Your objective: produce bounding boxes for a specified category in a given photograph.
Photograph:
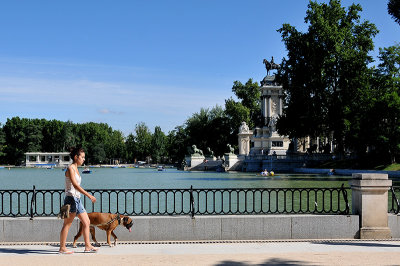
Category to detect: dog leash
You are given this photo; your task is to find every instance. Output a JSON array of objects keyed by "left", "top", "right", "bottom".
[{"left": 90, "top": 214, "right": 121, "bottom": 228}]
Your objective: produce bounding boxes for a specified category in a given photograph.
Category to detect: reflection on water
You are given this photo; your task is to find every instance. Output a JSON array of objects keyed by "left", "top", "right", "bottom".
[{"left": 0, "top": 167, "right": 354, "bottom": 190}]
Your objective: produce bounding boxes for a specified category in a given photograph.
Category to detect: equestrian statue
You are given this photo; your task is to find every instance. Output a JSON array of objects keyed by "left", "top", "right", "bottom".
[{"left": 263, "top": 56, "right": 280, "bottom": 76}]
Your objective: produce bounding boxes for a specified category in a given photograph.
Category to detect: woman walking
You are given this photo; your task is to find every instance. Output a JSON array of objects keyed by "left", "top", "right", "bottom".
[{"left": 59, "top": 147, "right": 98, "bottom": 254}]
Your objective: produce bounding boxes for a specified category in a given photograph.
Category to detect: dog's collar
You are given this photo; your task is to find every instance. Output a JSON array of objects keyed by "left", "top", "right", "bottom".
[{"left": 117, "top": 214, "right": 121, "bottom": 225}]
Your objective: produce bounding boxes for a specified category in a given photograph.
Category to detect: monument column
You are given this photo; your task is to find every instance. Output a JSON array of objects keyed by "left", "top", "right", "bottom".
[
  {"left": 263, "top": 96, "right": 267, "bottom": 118},
  {"left": 251, "top": 57, "right": 290, "bottom": 157},
  {"left": 267, "top": 96, "right": 271, "bottom": 118}
]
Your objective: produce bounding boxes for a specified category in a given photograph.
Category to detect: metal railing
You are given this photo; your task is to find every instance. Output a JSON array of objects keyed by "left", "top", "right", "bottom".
[
  {"left": 4, "top": 185, "right": 400, "bottom": 218},
  {"left": 389, "top": 186, "right": 400, "bottom": 214},
  {"left": 0, "top": 185, "right": 351, "bottom": 218}
]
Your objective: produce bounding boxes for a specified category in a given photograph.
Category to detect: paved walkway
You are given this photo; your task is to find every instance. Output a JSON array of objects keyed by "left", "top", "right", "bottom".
[{"left": 1, "top": 240, "right": 400, "bottom": 265}]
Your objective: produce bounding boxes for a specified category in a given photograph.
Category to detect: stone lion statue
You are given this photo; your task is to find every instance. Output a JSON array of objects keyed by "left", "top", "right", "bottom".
[
  {"left": 191, "top": 145, "right": 204, "bottom": 156},
  {"left": 227, "top": 144, "right": 235, "bottom": 154},
  {"left": 206, "top": 147, "right": 214, "bottom": 157}
]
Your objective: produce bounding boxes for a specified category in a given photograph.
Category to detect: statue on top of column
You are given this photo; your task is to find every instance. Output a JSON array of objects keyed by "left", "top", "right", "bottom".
[
  {"left": 239, "top": 121, "right": 249, "bottom": 133},
  {"left": 263, "top": 56, "right": 280, "bottom": 76}
]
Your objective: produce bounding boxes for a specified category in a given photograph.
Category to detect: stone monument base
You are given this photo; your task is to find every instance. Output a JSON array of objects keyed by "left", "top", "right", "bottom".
[
  {"left": 360, "top": 227, "right": 392, "bottom": 239},
  {"left": 185, "top": 155, "right": 205, "bottom": 169},
  {"left": 224, "top": 154, "right": 244, "bottom": 171}
]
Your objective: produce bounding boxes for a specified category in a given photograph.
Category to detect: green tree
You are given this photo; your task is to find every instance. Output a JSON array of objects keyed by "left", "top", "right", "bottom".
[
  {"left": 104, "top": 129, "right": 126, "bottom": 163},
  {"left": 91, "top": 143, "right": 107, "bottom": 164},
  {"left": 2, "top": 117, "right": 131, "bottom": 165},
  {"left": 42, "top": 119, "right": 65, "bottom": 152},
  {"left": 133, "top": 122, "right": 152, "bottom": 162},
  {"left": 0, "top": 123, "right": 6, "bottom": 163},
  {"left": 125, "top": 133, "right": 136, "bottom": 163},
  {"left": 62, "top": 121, "right": 77, "bottom": 151},
  {"left": 228, "top": 79, "right": 261, "bottom": 128},
  {"left": 166, "top": 126, "right": 189, "bottom": 164},
  {"left": 26, "top": 119, "right": 43, "bottom": 152},
  {"left": 185, "top": 105, "right": 231, "bottom": 156},
  {"left": 367, "top": 45, "right": 400, "bottom": 163},
  {"left": 388, "top": 0, "right": 400, "bottom": 25},
  {"left": 224, "top": 98, "right": 251, "bottom": 134},
  {"left": 3, "top": 117, "right": 30, "bottom": 165},
  {"left": 151, "top": 126, "right": 167, "bottom": 163},
  {"left": 277, "top": 0, "right": 378, "bottom": 153},
  {"left": 185, "top": 108, "right": 212, "bottom": 152}
]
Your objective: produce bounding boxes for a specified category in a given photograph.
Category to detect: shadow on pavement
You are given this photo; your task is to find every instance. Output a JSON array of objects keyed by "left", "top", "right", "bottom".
[
  {"left": 0, "top": 247, "right": 57, "bottom": 255},
  {"left": 215, "top": 258, "right": 309, "bottom": 266},
  {"left": 313, "top": 241, "right": 400, "bottom": 248}
]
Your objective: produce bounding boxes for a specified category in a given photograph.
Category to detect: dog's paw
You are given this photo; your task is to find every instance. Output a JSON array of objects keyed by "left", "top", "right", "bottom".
[
  {"left": 94, "top": 242, "right": 101, "bottom": 247},
  {"left": 72, "top": 244, "right": 77, "bottom": 248}
]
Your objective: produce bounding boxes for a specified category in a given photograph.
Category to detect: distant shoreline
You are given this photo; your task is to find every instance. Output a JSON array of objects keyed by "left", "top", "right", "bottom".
[{"left": 0, "top": 164, "right": 176, "bottom": 169}]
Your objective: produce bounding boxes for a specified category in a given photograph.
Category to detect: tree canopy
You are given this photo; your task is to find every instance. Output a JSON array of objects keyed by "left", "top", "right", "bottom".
[
  {"left": 388, "top": 0, "right": 400, "bottom": 25},
  {"left": 276, "top": 0, "right": 378, "bottom": 154},
  {"left": 367, "top": 44, "right": 400, "bottom": 163}
]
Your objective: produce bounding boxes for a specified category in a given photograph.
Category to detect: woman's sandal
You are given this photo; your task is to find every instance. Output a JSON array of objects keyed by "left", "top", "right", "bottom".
[
  {"left": 59, "top": 250, "right": 74, "bottom": 255},
  {"left": 84, "top": 248, "right": 98, "bottom": 253}
]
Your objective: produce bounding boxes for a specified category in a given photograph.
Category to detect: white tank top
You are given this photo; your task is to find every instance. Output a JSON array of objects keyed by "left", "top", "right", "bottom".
[{"left": 65, "top": 168, "right": 81, "bottom": 198}]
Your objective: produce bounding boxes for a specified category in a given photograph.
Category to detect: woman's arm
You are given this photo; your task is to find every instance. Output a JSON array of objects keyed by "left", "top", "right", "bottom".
[{"left": 67, "top": 166, "right": 96, "bottom": 203}]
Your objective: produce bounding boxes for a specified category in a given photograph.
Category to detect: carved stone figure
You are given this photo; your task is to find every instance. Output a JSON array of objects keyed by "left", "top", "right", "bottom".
[
  {"left": 268, "top": 116, "right": 277, "bottom": 131},
  {"left": 239, "top": 121, "right": 249, "bottom": 133},
  {"left": 271, "top": 100, "right": 277, "bottom": 114},
  {"left": 241, "top": 138, "right": 250, "bottom": 155}
]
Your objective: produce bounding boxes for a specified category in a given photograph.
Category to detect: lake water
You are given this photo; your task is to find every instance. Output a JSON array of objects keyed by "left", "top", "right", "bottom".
[{"left": 0, "top": 167, "right": 352, "bottom": 190}]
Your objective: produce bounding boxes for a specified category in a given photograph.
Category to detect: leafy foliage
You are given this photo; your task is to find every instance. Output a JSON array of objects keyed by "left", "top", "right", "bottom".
[
  {"left": 185, "top": 105, "right": 232, "bottom": 156},
  {"left": 151, "top": 126, "right": 167, "bottom": 163},
  {"left": 1, "top": 117, "right": 126, "bottom": 165},
  {"left": 388, "top": 0, "right": 400, "bottom": 25},
  {"left": 366, "top": 45, "right": 400, "bottom": 163},
  {"left": 276, "top": 0, "right": 378, "bottom": 153}
]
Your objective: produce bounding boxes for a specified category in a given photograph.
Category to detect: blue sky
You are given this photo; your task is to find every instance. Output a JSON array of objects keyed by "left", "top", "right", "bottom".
[{"left": 0, "top": 0, "right": 399, "bottom": 136}]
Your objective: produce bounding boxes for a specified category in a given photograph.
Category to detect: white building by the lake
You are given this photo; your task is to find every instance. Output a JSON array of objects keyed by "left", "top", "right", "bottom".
[{"left": 25, "top": 152, "right": 72, "bottom": 167}]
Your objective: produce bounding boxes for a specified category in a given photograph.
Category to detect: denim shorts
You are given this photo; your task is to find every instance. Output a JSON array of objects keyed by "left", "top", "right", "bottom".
[{"left": 64, "top": 196, "right": 86, "bottom": 215}]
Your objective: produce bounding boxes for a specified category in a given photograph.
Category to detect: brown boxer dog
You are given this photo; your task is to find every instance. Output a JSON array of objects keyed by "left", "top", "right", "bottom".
[{"left": 73, "top": 212, "right": 133, "bottom": 247}]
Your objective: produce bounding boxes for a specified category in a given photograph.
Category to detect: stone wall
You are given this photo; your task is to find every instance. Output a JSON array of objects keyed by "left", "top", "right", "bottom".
[{"left": 0, "top": 215, "right": 359, "bottom": 243}]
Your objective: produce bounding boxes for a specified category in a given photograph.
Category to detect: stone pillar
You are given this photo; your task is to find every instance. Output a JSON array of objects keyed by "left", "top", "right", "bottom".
[
  {"left": 238, "top": 133, "right": 252, "bottom": 156},
  {"left": 263, "top": 96, "right": 267, "bottom": 118},
  {"left": 267, "top": 96, "right": 271, "bottom": 118},
  {"left": 350, "top": 173, "right": 392, "bottom": 239}
]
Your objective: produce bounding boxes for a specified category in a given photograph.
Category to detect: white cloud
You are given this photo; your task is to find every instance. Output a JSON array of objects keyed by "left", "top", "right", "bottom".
[{"left": 98, "top": 108, "right": 124, "bottom": 115}]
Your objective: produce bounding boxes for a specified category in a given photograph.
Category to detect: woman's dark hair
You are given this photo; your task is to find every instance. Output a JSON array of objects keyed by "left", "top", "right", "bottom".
[{"left": 69, "top": 146, "right": 85, "bottom": 162}]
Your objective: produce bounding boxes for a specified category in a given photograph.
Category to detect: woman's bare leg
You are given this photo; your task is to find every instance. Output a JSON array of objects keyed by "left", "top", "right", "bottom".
[
  {"left": 59, "top": 212, "right": 76, "bottom": 252},
  {"left": 77, "top": 212, "right": 98, "bottom": 251}
]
